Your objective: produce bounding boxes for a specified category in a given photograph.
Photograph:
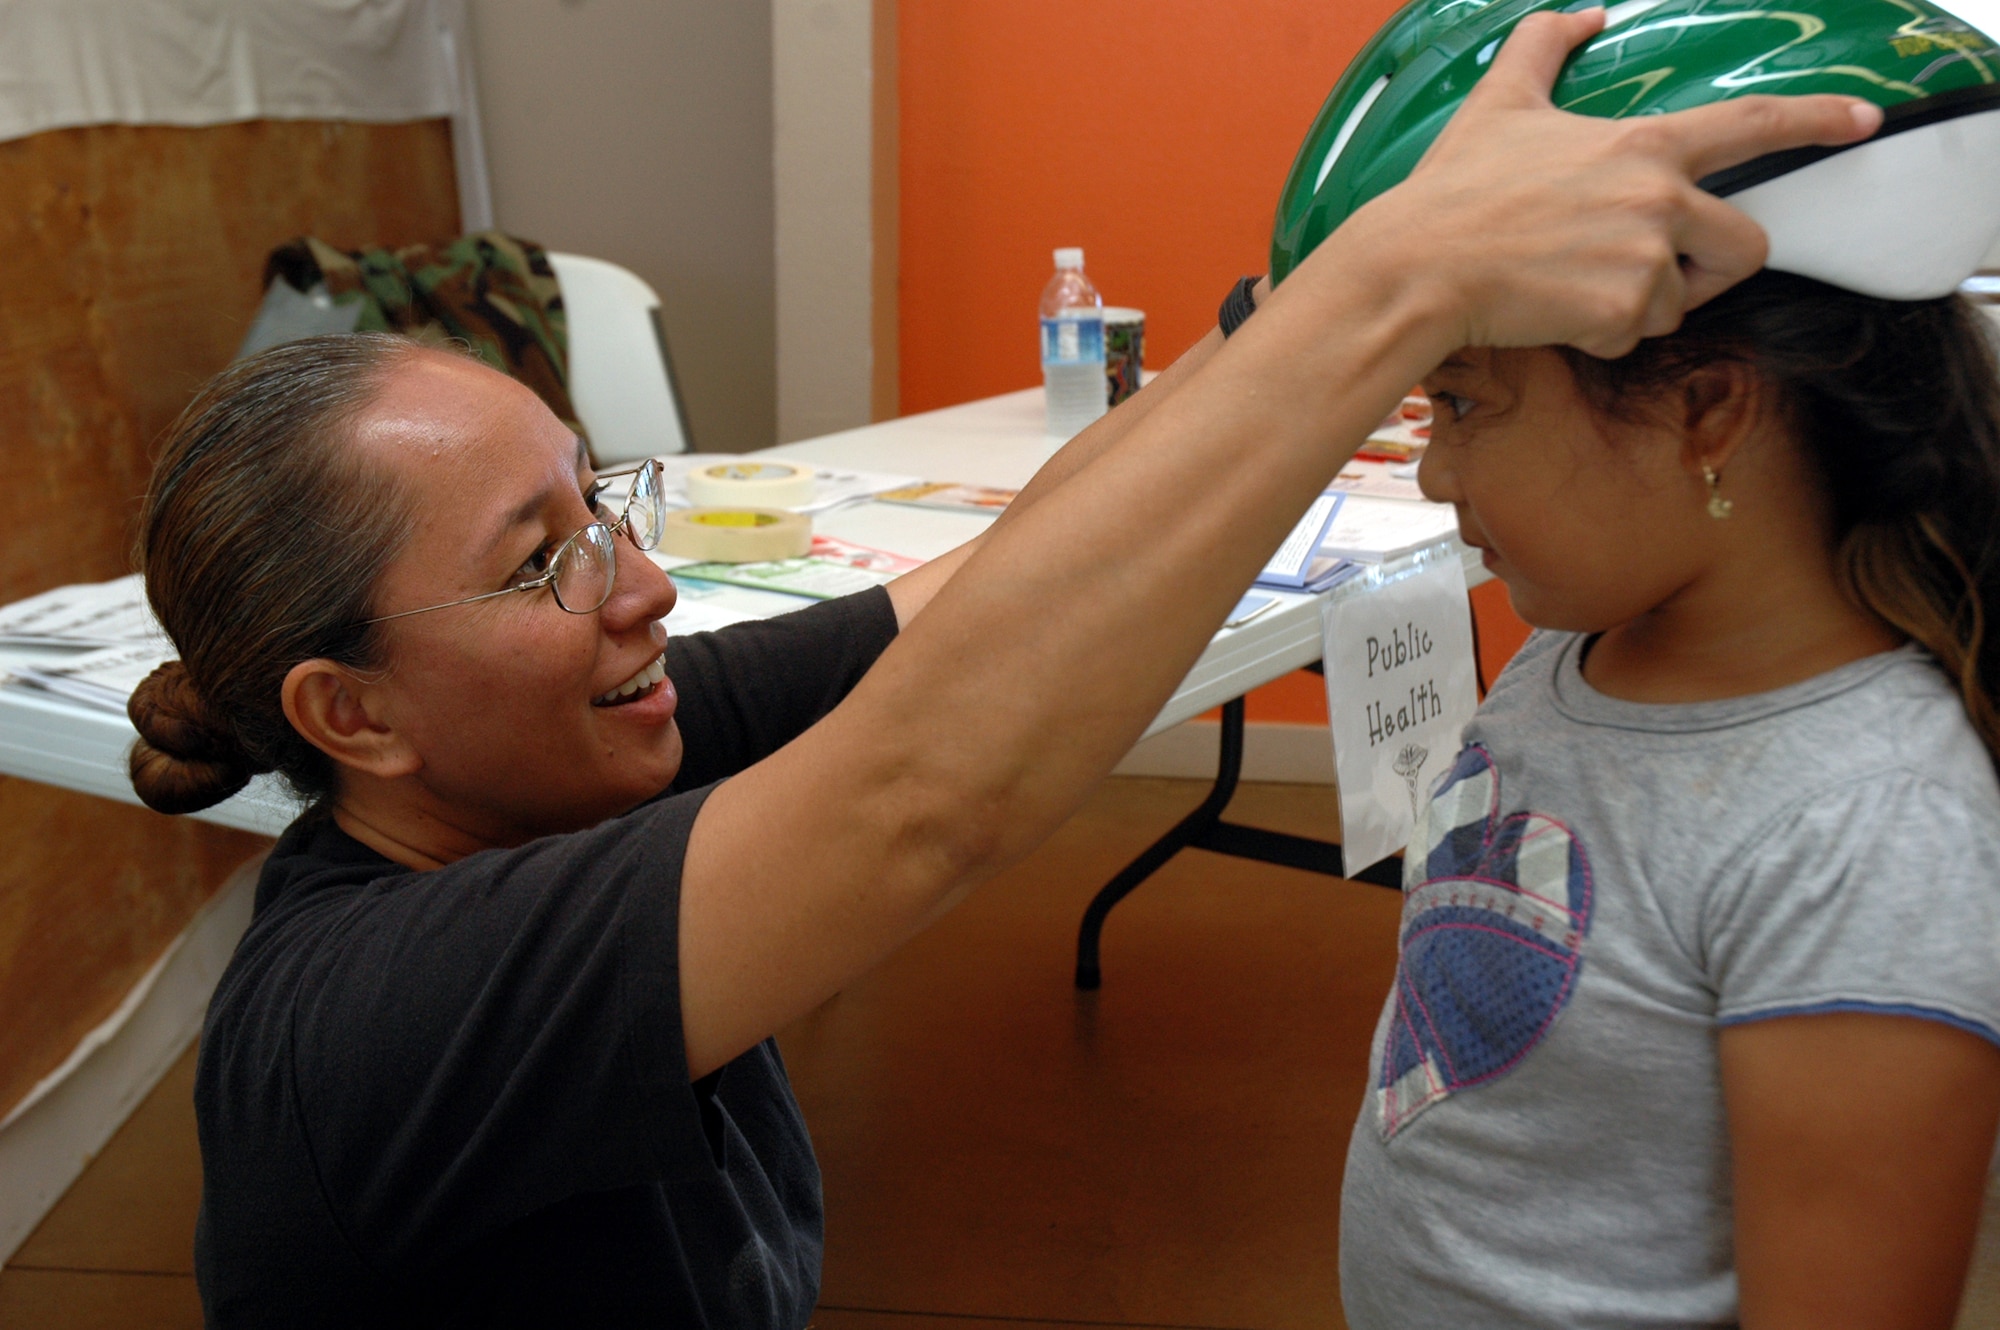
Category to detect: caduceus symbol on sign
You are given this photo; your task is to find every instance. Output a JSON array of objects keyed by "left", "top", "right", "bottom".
[{"left": 1392, "top": 742, "right": 1430, "bottom": 822}]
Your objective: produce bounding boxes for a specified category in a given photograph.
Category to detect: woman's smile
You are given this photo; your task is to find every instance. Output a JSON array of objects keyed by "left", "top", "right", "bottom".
[
  {"left": 594, "top": 651, "right": 665, "bottom": 705},
  {"left": 592, "top": 650, "right": 678, "bottom": 721}
]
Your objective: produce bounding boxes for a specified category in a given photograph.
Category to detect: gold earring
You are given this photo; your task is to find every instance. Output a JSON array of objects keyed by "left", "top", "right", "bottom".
[{"left": 1701, "top": 462, "right": 1733, "bottom": 520}]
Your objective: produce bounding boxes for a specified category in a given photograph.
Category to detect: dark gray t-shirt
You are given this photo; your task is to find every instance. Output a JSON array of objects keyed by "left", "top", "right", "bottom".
[
  {"left": 194, "top": 589, "right": 900, "bottom": 1328},
  {"left": 1341, "top": 632, "right": 2000, "bottom": 1329}
]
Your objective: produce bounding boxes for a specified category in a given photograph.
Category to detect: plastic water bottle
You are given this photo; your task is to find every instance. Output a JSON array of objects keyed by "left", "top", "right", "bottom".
[{"left": 1040, "top": 247, "right": 1106, "bottom": 438}]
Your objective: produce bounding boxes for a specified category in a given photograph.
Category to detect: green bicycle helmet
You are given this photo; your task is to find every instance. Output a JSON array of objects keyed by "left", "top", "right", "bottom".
[{"left": 1271, "top": 0, "right": 2000, "bottom": 299}]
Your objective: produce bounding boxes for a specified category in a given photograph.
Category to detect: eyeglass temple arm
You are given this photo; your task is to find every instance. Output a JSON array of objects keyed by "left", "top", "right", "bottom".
[
  {"left": 364, "top": 464, "right": 658, "bottom": 626},
  {"left": 363, "top": 578, "right": 553, "bottom": 625},
  {"left": 594, "top": 459, "right": 661, "bottom": 480}
]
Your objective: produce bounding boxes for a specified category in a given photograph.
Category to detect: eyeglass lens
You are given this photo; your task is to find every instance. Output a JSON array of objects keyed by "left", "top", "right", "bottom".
[
  {"left": 625, "top": 460, "right": 664, "bottom": 551},
  {"left": 551, "top": 523, "right": 619, "bottom": 614},
  {"left": 548, "top": 461, "right": 666, "bottom": 614}
]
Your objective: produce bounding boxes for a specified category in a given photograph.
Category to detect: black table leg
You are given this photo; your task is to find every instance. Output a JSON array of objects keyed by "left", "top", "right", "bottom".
[{"left": 1074, "top": 696, "right": 1402, "bottom": 990}]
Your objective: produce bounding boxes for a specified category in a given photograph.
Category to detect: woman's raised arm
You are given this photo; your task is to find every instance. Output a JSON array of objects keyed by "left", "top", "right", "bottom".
[{"left": 677, "top": 9, "right": 1883, "bottom": 1078}]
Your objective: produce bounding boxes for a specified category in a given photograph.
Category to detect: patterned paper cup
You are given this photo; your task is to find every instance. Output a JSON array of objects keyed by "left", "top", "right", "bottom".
[{"left": 1103, "top": 307, "right": 1145, "bottom": 407}]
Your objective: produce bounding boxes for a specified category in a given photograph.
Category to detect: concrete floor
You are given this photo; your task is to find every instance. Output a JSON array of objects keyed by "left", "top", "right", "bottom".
[{"left": 0, "top": 776, "right": 1398, "bottom": 1329}]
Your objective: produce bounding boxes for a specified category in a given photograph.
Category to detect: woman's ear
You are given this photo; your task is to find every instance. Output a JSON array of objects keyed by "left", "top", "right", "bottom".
[
  {"left": 1679, "top": 361, "right": 1762, "bottom": 476},
  {"left": 281, "top": 659, "right": 422, "bottom": 780}
]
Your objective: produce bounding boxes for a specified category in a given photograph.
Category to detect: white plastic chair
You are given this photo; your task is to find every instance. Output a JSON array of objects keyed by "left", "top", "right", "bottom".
[{"left": 547, "top": 252, "right": 693, "bottom": 462}]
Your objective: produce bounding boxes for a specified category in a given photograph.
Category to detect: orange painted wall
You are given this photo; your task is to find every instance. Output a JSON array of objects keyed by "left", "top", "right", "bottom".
[
  {"left": 1472, "top": 579, "right": 1533, "bottom": 691},
  {"left": 897, "top": 1, "right": 1533, "bottom": 720},
  {"left": 898, "top": 1, "right": 1400, "bottom": 411}
]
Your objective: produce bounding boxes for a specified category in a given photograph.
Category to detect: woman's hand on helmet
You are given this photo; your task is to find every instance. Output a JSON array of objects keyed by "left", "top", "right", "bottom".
[{"left": 1325, "top": 7, "right": 1883, "bottom": 358}]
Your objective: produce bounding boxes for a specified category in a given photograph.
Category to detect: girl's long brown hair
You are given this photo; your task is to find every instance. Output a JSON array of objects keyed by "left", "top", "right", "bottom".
[{"left": 1560, "top": 271, "right": 2000, "bottom": 765}]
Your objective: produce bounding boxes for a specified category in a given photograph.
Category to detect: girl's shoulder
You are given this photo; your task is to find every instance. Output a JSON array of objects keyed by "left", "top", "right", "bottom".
[
  {"left": 1445, "top": 634, "right": 2000, "bottom": 1038},
  {"left": 1467, "top": 636, "right": 2000, "bottom": 909},
  {"left": 1487, "top": 627, "right": 1568, "bottom": 689},
  {"left": 1743, "top": 645, "right": 1999, "bottom": 810},
  {"left": 1489, "top": 635, "right": 1992, "bottom": 786},
  {"left": 1699, "top": 739, "right": 2000, "bottom": 1043}
]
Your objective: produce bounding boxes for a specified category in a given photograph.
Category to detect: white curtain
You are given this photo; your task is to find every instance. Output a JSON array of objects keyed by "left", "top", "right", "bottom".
[{"left": 0, "top": 0, "right": 491, "bottom": 226}]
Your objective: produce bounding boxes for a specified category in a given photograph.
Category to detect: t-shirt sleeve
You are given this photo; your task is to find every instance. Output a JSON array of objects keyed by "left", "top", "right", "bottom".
[
  {"left": 285, "top": 792, "right": 720, "bottom": 1269},
  {"left": 1703, "top": 771, "right": 2000, "bottom": 1045},
  {"left": 666, "top": 585, "right": 899, "bottom": 790}
]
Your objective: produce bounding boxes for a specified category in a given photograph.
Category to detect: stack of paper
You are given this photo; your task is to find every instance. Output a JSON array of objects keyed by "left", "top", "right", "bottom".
[
  {"left": 1327, "top": 459, "right": 1426, "bottom": 503},
  {"left": 1358, "top": 392, "right": 1432, "bottom": 462},
  {"left": 10, "top": 641, "right": 173, "bottom": 714},
  {"left": 1, "top": 575, "right": 175, "bottom": 714},
  {"left": 671, "top": 558, "right": 898, "bottom": 601},
  {"left": 1245, "top": 486, "right": 1460, "bottom": 602},
  {"left": 0, "top": 573, "right": 163, "bottom": 647},
  {"left": 1255, "top": 494, "right": 1366, "bottom": 594},
  {"left": 660, "top": 579, "right": 763, "bottom": 636},
  {"left": 1320, "top": 495, "right": 1458, "bottom": 563},
  {"left": 670, "top": 534, "right": 922, "bottom": 602}
]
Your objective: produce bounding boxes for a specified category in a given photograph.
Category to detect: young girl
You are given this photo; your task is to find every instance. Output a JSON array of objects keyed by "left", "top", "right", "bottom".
[{"left": 1341, "top": 271, "right": 2000, "bottom": 1328}]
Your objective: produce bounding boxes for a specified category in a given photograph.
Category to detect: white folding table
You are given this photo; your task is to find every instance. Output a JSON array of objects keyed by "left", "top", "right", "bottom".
[{"left": 0, "top": 385, "right": 1481, "bottom": 986}]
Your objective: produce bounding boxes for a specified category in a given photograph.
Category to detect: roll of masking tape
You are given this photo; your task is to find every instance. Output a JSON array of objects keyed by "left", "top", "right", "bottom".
[
  {"left": 660, "top": 507, "right": 813, "bottom": 563},
  {"left": 685, "top": 460, "right": 816, "bottom": 509}
]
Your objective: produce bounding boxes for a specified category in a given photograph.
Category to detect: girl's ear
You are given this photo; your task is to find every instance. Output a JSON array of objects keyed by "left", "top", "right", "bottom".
[{"left": 1679, "top": 360, "right": 1762, "bottom": 475}]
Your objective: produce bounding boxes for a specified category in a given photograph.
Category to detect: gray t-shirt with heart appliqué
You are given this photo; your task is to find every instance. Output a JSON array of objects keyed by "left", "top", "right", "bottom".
[{"left": 1340, "top": 632, "right": 2000, "bottom": 1329}]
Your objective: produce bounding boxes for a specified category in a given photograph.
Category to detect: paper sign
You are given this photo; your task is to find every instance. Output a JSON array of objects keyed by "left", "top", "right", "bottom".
[{"left": 1321, "top": 554, "right": 1479, "bottom": 873}]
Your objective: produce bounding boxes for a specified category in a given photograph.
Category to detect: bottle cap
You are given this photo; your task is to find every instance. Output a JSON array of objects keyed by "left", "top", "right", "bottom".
[{"left": 1053, "top": 247, "right": 1084, "bottom": 270}]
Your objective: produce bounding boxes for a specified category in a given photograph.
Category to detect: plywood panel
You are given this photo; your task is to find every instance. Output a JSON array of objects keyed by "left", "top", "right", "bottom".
[
  {"left": 0, "top": 778, "right": 269, "bottom": 1122},
  {"left": 0, "top": 117, "right": 459, "bottom": 602},
  {"left": 0, "top": 118, "right": 459, "bottom": 1118}
]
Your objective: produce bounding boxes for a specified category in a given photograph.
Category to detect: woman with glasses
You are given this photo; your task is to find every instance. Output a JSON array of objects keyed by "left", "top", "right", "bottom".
[{"left": 120, "top": 17, "right": 1881, "bottom": 1327}]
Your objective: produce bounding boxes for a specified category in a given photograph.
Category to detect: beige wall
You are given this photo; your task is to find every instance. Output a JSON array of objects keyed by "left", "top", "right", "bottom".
[
  {"left": 773, "top": 0, "right": 872, "bottom": 443},
  {"left": 772, "top": 0, "right": 895, "bottom": 443},
  {"left": 465, "top": 0, "right": 776, "bottom": 452}
]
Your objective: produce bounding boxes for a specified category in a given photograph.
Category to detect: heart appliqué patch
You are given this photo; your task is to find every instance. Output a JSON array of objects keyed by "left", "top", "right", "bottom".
[{"left": 1376, "top": 743, "right": 1594, "bottom": 1140}]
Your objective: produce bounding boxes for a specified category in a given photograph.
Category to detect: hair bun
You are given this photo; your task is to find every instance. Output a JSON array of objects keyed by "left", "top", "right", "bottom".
[{"left": 127, "top": 660, "right": 262, "bottom": 814}]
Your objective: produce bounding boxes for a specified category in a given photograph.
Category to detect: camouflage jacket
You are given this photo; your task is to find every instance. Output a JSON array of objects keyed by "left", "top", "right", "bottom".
[{"left": 264, "top": 231, "right": 581, "bottom": 437}]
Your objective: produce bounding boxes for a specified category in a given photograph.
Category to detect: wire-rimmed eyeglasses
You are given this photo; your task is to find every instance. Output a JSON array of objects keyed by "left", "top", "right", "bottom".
[{"left": 366, "top": 458, "right": 666, "bottom": 624}]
